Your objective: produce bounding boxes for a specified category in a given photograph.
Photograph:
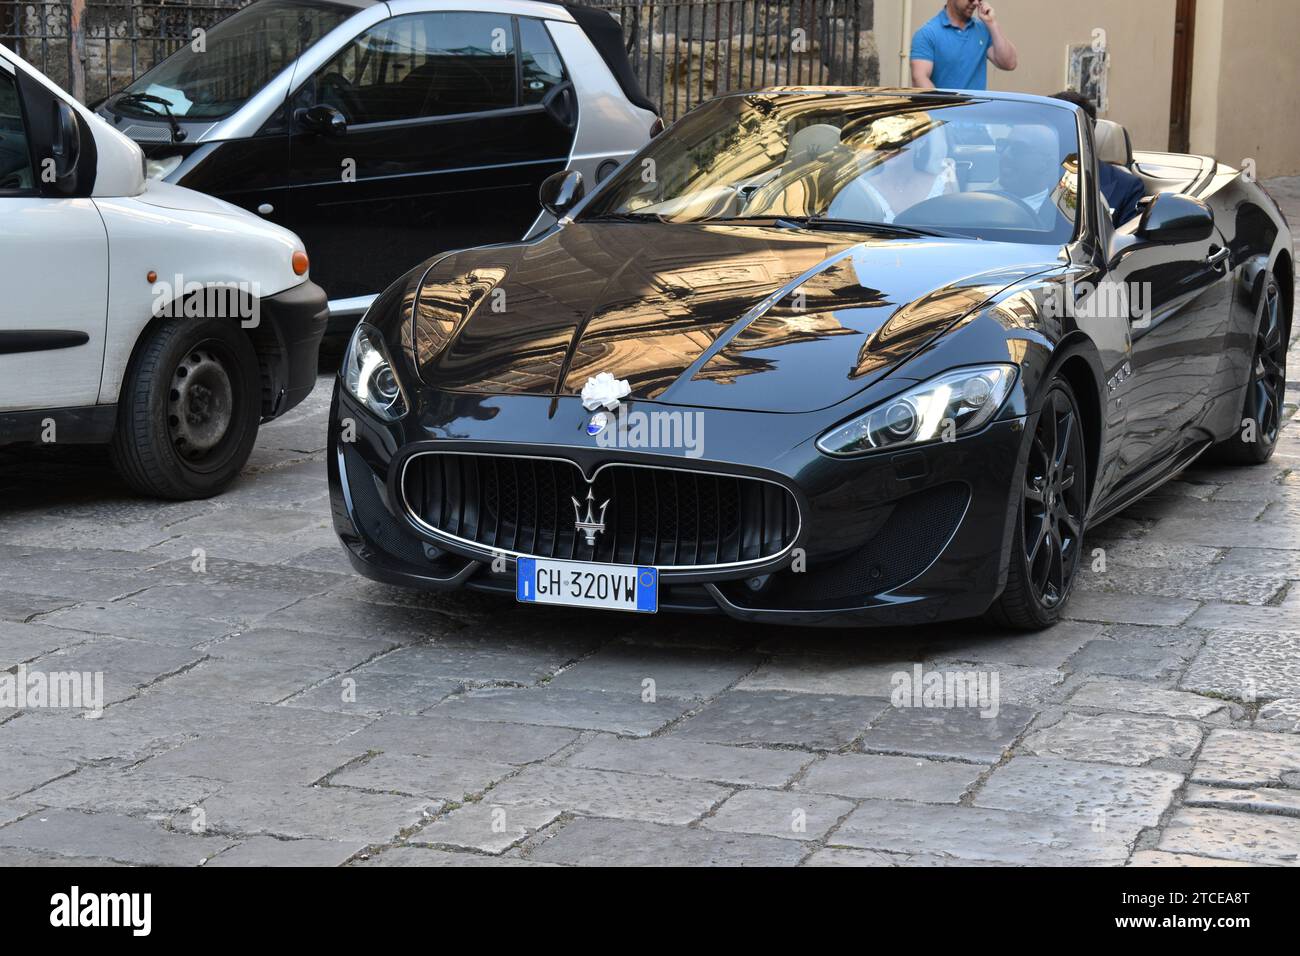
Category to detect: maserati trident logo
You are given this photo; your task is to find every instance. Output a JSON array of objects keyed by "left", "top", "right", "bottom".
[{"left": 571, "top": 486, "right": 610, "bottom": 546}]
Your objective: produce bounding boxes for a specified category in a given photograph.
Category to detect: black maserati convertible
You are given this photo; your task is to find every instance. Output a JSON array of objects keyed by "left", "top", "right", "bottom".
[{"left": 328, "top": 88, "right": 1291, "bottom": 629}]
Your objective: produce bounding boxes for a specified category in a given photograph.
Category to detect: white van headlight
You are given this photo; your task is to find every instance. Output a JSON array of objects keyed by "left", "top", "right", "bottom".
[{"left": 342, "top": 323, "right": 407, "bottom": 421}]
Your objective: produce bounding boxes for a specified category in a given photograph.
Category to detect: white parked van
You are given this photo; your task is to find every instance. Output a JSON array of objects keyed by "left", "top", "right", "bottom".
[{"left": 0, "top": 43, "right": 328, "bottom": 500}]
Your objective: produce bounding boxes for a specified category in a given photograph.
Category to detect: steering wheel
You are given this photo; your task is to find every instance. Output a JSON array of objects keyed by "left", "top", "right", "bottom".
[
  {"left": 895, "top": 190, "right": 1041, "bottom": 229},
  {"left": 317, "top": 72, "right": 363, "bottom": 121}
]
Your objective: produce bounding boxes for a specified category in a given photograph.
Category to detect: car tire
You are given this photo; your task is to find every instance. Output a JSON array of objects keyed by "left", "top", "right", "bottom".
[
  {"left": 110, "top": 318, "right": 261, "bottom": 500},
  {"left": 988, "top": 376, "right": 1089, "bottom": 630},
  {"left": 1209, "top": 273, "right": 1288, "bottom": 466}
]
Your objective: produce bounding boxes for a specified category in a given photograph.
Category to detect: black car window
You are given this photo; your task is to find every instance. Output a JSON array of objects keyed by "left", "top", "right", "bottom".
[
  {"left": 518, "top": 17, "right": 566, "bottom": 105},
  {"left": 0, "top": 70, "right": 34, "bottom": 192},
  {"left": 314, "top": 11, "right": 517, "bottom": 124},
  {"left": 111, "top": 0, "right": 352, "bottom": 121},
  {"left": 582, "top": 93, "right": 1081, "bottom": 246}
]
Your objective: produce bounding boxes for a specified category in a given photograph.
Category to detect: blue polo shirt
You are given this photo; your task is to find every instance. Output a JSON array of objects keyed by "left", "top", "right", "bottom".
[{"left": 911, "top": 8, "right": 992, "bottom": 90}]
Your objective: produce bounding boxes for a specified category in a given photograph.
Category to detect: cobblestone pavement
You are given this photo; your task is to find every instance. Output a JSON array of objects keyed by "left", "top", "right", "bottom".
[{"left": 1, "top": 181, "right": 1298, "bottom": 867}]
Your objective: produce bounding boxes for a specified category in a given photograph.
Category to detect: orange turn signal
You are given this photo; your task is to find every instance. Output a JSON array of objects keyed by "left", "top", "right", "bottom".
[
  {"left": 146, "top": 270, "right": 157, "bottom": 284},
  {"left": 292, "top": 251, "right": 309, "bottom": 276}
]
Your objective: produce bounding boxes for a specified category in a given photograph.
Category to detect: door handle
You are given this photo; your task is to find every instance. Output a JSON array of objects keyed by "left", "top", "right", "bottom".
[
  {"left": 1206, "top": 246, "right": 1231, "bottom": 271},
  {"left": 257, "top": 203, "right": 274, "bottom": 216}
]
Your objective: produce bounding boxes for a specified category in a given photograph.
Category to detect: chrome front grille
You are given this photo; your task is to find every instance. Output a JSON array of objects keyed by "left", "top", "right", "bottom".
[{"left": 400, "top": 452, "right": 799, "bottom": 570}]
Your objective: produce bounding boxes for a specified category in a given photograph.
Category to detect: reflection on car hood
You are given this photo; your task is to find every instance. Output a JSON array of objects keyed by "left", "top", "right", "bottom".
[
  {"left": 411, "top": 222, "right": 1057, "bottom": 412},
  {"left": 133, "top": 180, "right": 252, "bottom": 219}
]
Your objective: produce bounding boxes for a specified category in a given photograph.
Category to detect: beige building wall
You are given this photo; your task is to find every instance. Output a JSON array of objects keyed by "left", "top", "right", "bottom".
[
  {"left": 875, "top": 0, "right": 1176, "bottom": 149},
  {"left": 874, "top": 0, "right": 1300, "bottom": 176},
  {"left": 1190, "top": 0, "right": 1300, "bottom": 177}
]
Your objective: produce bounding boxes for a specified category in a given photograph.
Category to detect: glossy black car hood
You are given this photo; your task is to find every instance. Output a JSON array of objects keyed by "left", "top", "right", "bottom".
[{"left": 411, "top": 221, "right": 1058, "bottom": 412}]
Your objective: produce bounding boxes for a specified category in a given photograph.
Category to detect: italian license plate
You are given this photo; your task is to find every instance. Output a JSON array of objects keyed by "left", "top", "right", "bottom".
[{"left": 516, "top": 558, "right": 657, "bottom": 613}]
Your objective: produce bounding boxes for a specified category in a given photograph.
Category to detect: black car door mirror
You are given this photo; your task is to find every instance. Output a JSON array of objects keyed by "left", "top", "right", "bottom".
[
  {"left": 49, "top": 100, "right": 81, "bottom": 194},
  {"left": 297, "top": 104, "right": 347, "bottom": 137},
  {"left": 1136, "top": 192, "right": 1214, "bottom": 244},
  {"left": 539, "top": 169, "right": 584, "bottom": 218}
]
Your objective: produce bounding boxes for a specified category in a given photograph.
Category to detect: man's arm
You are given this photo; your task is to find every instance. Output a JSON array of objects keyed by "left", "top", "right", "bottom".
[
  {"left": 977, "top": 2, "right": 1018, "bottom": 71},
  {"left": 911, "top": 58, "right": 935, "bottom": 89},
  {"left": 910, "top": 26, "right": 936, "bottom": 88}
]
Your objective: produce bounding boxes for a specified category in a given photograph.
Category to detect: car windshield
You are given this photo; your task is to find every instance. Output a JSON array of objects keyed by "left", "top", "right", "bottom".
[
  {"left": 108, "top": 0, "right": 354, "bottom": 121},
  {"left": 581, "top": 92, "right": 1082, "bottom": 245}
]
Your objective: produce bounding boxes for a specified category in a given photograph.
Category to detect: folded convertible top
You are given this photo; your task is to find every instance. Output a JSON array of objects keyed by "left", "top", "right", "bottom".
[{"left": 564, "top": 3, "right": 658, "bottom": 115}]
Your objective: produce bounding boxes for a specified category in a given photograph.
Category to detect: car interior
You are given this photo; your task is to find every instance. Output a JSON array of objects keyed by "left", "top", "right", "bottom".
[
  {"left": 1095, "top": 116, "right": 1218, "bottom": 221},
  {"left": 0, "top": 70, "right": 32, "bottom": 191}
]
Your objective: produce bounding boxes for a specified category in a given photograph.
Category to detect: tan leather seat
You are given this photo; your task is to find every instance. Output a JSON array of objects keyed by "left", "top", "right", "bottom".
[{"left": 1094, "top": 118, "right": 1134, "bottom": 170}]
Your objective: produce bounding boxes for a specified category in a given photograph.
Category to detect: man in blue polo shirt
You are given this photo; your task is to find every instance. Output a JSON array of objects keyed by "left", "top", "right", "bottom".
[{"left": 911, "top": 1, "right": 1018, "bottom": 90}]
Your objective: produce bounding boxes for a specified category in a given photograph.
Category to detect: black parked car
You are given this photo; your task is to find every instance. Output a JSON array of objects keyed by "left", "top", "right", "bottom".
[
  {"left": 97, "top": 0, "right": 657, "bottom": 326},
  {"left": 327, "top": 88, "right": 1292, "bottom": 629}
]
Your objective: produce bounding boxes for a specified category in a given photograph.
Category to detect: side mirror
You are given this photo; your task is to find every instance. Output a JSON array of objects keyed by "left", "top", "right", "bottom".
[
  {"left": 50, "top": 100, "right": 81, "bottom": 194},
  {"left": 539, "top": 169, "right": 584, "bottom": 218},
  {"left": 1136, "top": 192, "right": 1214, "bottom": 244},
  {"left": 298, "top": 104, "right": 347, "bottom": 137}
]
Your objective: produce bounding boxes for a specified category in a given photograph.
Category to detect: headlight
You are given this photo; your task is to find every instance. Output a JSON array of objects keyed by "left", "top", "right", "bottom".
[
  {"left": 817, "top": 364, "right": 1016, "bottom": 456},
  {"left": 342, "top": 323, "right": 407, "bottom": 420},
  {"left": 145, "top": 154, "right": 183, "bottom": 180}
]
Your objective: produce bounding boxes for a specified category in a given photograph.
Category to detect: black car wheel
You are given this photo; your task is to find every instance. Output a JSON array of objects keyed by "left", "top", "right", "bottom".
[
  {"left": 111, "top": 318, "right": 261, "bottom": 500},
  {"left": 990, "top": 377, "right": 1088, "bottom": 630},
  {"left": 1212, "top": 273, "right": 1288, "bottom": 465}
]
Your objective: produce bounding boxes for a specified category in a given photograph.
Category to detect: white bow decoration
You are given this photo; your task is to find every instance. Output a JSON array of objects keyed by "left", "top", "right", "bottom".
[{"left": 580, "top": 372, "right": 632, "bottom": 411}]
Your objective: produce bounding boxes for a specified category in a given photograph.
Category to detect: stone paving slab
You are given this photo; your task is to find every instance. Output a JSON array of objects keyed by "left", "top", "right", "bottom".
[
  {"left": 1021, "top": 713, "right": 1202, "bottom": 767},
  {"left": 343, "top": 715, "right": 579, "bottom": 765},
  {"left": 1127, "top": 850, "right": 1257, "bottom": 867},
  {"left": 139, "top": 735, "right": 367, "bottom": 787},
  {"left": 528, "top": 816, "right": 807, "bottom": 866},
  {"left": 564, "top": 735, "right": 810, "bottom": 787},
  {"left": 548, "top": 642, "right": 761, "bottom": 699},
  {"left": 0, "top": 809, "right": 232, "bottom": 866},
  {"left": 24, "top": 766, "right": 224, "bottom": 815},
  {"left": 1191, "top": 729, "right": 1300, "bottom": 787},
  {"left": 794, "top": 753, "right": 982, "bottom": 803},
  {"left": 1067, "top": 680, "right": 1234, "bottom": 722},
  {"left": 351, "top": 846, "right": 556, "bottom": 866},
  {"left": 1158, "top": 807, "right": 1300, "bottom": 866},
  {"left": 283, "top": 673, "right": 462, "bottom": 717},
  {"left": 672, "top": 690, "right": 890, "bottom": 750},
  {"left": 1066, "top": 626, "right": 1204, "bottom": 682},
  {"left": 433, "top": 687, "right": 693, "bottom": 737},
  {"left": 409, "top": 802, "right": 562, "bottom": 854},
  {"left": 181, "top": 784, "right": 438, "bottom": 844},
  {"left": 206, "top": 836, "right": 366, "bottom": 867},
  {"left": 859, "top": 703, "right": 1037, "bottom": 763},
  {"left": 830, "top": 800, "right": 1137, "bottom": 865},
  {"left": 701, "top": 788, "right": 855, "bottom": 842},
  {"left": 1180, "top": 630, "right": 1300, "bottom": 701},
  {"left": 973, "top": 757, "right": 1182, "bottom": 828},
  {"left": 357, "top": 637, "right": 598, "bottom": 685},
  {"left": 1183, "top": 784, "right": 1300, "bottom": 817},
  {"left": 328, "top": 751, "right": 518, "bottom": 801},
  {"left": 0, "top": 622, "right": 92, "bottom": 670},
  {"left": 487, "top": 764, "right": 729, "bottom": 825},
  {"left": 1062, "top": 591, "right": 1200, "bottom": 626},
  {"left": 1255, "top": 699, "right": 1300, "bottom": 733}
]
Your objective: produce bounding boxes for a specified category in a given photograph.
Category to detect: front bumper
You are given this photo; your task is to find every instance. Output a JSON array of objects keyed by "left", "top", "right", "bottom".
[
  {"left": 327, "top": 380, "right": 1030, "bottom": 628},
  {"left": 258, "top": 280, "right": 329, "bottom": 420}
]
